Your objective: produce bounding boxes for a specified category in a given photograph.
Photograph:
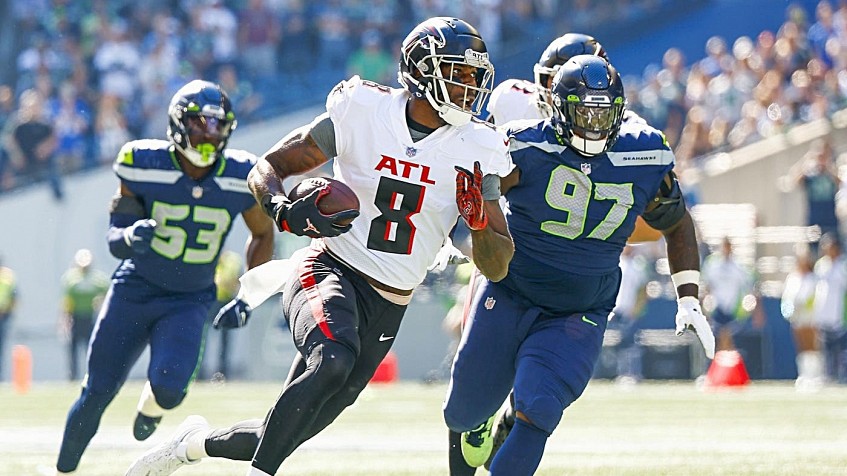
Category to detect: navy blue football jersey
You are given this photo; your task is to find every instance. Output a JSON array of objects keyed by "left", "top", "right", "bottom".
[
  {"left": 112, "top": 139, "right": 257, "bottom": 292},
  {"left": 504, "top": 120, "right": 674, "bottom": 278}
]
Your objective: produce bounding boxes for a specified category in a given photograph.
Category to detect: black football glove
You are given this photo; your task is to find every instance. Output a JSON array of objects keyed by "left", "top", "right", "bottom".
[
  {"left": 213, "top": 298, "right": 252, "bottom": 329},
  {"left": 123, "top": 219, "right": 157, "bottom": 254},
  {"left": 262, "top": 189, "right": 359, "bottom": 238}
]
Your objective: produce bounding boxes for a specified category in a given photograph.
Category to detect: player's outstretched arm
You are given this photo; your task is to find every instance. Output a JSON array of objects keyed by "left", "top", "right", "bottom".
[
  {"left": 663, "top": 212, "right": 715, "bottom": 359},
  {"left": 644, "top": 172, "right": 715, "bottom": 359}
]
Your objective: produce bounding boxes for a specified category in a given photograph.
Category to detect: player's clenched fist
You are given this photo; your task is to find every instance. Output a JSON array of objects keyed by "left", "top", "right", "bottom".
[{"left": 123, "top": 219, "right": 157, "bottom": 255}]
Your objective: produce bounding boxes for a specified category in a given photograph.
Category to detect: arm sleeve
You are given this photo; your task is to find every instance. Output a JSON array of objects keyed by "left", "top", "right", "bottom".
[
  {"left": 107, "top": 193, "right": 145, "bottom": 259},
  {"left": 308, "top": 113, "right": 338, "bottom": 159},
  {"left": 481, "top": 173, "right": 501, "bottom": 201}
]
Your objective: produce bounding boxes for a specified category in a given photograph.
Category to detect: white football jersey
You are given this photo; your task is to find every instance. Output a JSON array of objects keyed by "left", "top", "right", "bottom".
[
  {"left": 322, "top": 76, "right": 512, "bottom": 290},
  {"left": 487, "top": 79, "right": 550, "bottom": 125},
  {"left": 488, "top": 78, "right": 646, "bottom": 127}
]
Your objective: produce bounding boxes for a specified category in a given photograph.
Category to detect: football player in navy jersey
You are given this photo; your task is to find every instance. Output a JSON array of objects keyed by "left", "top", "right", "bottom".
[
  {"left": 124, "top": 17, "right": 514, "bottom": 476},
  {"left": 444, "top": 55, "right": 715, "bottom": 475},
  {"left": 486, "top": 32, "right": 660, "bottom": 246},
  {"left": 55, "top": 80, "right": 275, "bottom": 474},
  {"left": 447, "top": 34, "right": 661, "bottom": 474}
]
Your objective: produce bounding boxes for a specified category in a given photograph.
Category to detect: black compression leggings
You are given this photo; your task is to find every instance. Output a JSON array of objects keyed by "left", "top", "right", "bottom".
[{"left": 205, "top": 340, "right": 360, "bottom": 469}]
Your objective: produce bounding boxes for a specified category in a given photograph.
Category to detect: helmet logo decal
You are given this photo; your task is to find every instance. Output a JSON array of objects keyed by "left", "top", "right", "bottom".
[
  {"left": 419, "top": 26, "right": 447, "bottom": 49},
  {"left": 585, "top": 95, "right": 611, "bottom": 104},
  {"left": 464, "top": 49, "right": 490, "bottom": 67}
]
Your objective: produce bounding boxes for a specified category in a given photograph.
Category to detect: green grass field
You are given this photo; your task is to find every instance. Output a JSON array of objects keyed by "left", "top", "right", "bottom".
[{"left": 2, "top": 380, "right": 846, "bottom": 475}]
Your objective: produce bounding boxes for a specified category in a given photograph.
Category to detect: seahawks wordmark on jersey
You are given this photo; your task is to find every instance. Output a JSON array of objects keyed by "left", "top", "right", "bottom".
[{"left": 504, "top": 119, "right": 674, "bottom": 279}]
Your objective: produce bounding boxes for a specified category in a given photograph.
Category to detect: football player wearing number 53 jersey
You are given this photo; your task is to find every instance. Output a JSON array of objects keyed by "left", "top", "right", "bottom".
[
  {"left": 443, "top": 55, "right": 715, "bottom": 475},
  {"left": 125, "top": 17, "right": 514, "bottom": 476},
  {"left": 55, "top": 80, "right": 275, "bottom": 474}
]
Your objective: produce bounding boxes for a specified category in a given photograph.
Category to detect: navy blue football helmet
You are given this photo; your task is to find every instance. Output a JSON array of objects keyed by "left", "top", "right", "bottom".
[
  {"left": 398, "top": 17, "right": 495, "bottom": 126},
  {"left": 534, "top": 33, "right": 608, "bottom": 114},
  {"left": 167, "top": 80, "right": 237, "bottom": 167},
  {"left": 550, "top": 55, "right": 625, "bottom": 157}
]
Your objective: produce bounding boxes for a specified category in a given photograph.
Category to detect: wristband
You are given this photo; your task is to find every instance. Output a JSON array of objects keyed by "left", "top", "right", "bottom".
[{"left": 671, "top": 270, "right": 700, "bottom": 293}]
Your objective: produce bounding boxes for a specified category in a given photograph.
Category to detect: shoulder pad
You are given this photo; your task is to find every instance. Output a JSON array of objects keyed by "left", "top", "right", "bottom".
[
  {"left": 223, "top": 148, "right": 257, "bottom": 164},
  {"left": 622, "top": 109, "right": 647, "bottom": 125},
  {"left": 219, "top": 149, "right": 257, "bottom": 180},
  {"left": 113, "top": 139, "right": 181, "bottom": 184},
  {"left": 326, "top": 75, "right": 393, "bottom": 113},
  {"left": 615, "top": 121, "right": 669, "bottom": 151},
  {"left": 114, "top": 139, "right": 169, "bottom": 167},
  {"left": 462, "top": 118, "right": 509, "bottom": 152},
  {"left": 505, "top": 118, "right": 545, "bottom": 136},
  {"left": 605, "top": 121, "right": 675, "bottom": 167},
  {"left": 491, "top": 79, "right": 537, "bottom": 98},
  {"left": 457, "top": 121, "right": 512, "bottom": 177},
  {"left": 488, "top": 79, "right": 545, "bottom": 125}
]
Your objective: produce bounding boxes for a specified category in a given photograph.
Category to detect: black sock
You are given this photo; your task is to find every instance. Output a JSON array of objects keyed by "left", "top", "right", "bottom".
[{"left": 448, "top": 429, "right": 477, "bottom": 476}]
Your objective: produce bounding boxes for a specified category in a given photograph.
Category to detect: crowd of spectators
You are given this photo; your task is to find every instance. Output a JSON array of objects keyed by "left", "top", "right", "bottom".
[
  {"left": 625, "top": 1, "right": 847, "bottom": 180},
  {"left": 0, "top": 0, "right": 841, "bottom": 199}
]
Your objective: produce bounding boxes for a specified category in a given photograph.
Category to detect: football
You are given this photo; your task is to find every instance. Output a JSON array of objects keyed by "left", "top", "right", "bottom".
[{"left": 288, "top": 176, "right": 360, "bottom": 226}]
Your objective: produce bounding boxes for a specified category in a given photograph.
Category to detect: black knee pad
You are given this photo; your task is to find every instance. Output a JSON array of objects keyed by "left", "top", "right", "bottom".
[
  {"left": 308, "top": 340, "right": 357, "bottom": 392},
  {"left": 151, "top": 386, "right": 186, "bottom": 410}
]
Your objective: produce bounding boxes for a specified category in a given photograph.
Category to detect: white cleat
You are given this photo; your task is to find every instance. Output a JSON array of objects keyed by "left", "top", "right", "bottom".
[{"left": 125, "top": 415, "right": 209, "bottom": 476}]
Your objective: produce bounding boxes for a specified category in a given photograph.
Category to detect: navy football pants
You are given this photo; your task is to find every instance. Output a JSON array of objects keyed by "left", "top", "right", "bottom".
[
  {"left": 444, "top": 275, "right": 612, "bottom": 436},
  {"left": 57, "top": 277, "right": 211, "bottom": 472}
]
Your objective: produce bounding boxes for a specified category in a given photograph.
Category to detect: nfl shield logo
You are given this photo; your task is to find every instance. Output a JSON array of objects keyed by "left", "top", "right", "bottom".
[
  {"left": 484, "top": 296, "right": 496, "bottom": 310},
  {"left": 192, "top": 186, "right": 204, "bottom": 199},
  {"left": 406, "top": 147, "right": 417, "bottom": 157},
  {"left": 581, "top": 163, "right": 591, "bottom": 175}
]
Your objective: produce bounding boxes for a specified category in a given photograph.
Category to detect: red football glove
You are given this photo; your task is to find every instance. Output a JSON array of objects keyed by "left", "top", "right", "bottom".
[{"left": 455, "top": 161, "right": 488, "bottom": 231}]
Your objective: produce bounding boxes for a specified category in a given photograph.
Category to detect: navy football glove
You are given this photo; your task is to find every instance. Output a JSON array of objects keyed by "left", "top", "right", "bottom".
[
  {"left": 263, "top": 191, "right": 358, "bottom": 239},
  {"left": 213, "top": 298, "right": 252, "bottom": 329},
  {"left": 123, "top": 219, "right": 157, "bottom": 255}
]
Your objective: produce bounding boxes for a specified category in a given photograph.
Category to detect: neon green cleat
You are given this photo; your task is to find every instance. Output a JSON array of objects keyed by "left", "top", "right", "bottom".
[{"left": 461, "top": 413, "right": 497, "bottom": 467}]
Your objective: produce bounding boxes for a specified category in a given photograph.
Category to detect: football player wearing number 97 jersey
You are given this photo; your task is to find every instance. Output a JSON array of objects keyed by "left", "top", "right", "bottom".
[
  {"left": 55, "top": 80, "right": 275, "bottom": 475},
  {"left": 487, "top": 32, "right": 661, "bottom": 244},
  {"left": 124, "top": 17, "right": 514, "bottom": 476},
  {"left": 443, "top": 55, "right": 715, "bottom": 475}
]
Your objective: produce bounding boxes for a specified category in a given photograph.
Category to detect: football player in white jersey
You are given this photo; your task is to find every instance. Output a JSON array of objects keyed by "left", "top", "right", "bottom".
[
  {"left": 487, "top": 33, "right": 608, "bottom": 125},
  {"left": 125, "top": 17, "right": 514, "bottom": 476}
]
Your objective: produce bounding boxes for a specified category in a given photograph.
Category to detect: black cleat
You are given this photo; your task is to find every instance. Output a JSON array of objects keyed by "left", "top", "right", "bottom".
[
  {"left": 133, "top": 413, "right": 163, "bottom": 441},
  {"left": 484, "top": 406, "right": 515, "bottom": 471}
]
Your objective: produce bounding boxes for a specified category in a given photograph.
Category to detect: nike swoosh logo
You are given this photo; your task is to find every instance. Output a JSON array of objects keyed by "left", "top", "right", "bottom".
[
  {"left": 581, "top": 315, "right": 598, "bottom": 326},
  {"left": 378, "top": 334, "right": 394, "bottom": 342}
]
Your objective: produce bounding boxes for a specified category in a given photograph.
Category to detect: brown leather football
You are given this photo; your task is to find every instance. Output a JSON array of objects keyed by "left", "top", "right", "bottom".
[{"left": 288, "top": 177, "right": 360, "bottom": 226}]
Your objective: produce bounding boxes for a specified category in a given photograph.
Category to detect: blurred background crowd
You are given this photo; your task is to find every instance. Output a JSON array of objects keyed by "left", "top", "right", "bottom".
[{"left": 1, "top": 0, "right": 843, "bottom": 197}]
